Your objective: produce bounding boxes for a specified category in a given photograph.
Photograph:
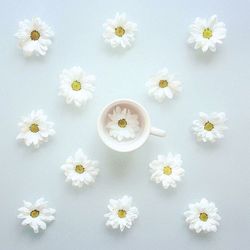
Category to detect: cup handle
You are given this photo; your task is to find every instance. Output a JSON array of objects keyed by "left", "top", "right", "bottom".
[{"left": 150, "top": 127, "right": 166, "bottom": 137}]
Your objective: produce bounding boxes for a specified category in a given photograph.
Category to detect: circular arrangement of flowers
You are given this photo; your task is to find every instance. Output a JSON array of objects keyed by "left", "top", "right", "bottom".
[
  {"left": 14, "top": 13, "right": 228, "bottom": 236},
  {"left": 61, "top": 148, "right": 99, "bottom": 188},
  {"left": 15, "top": 17, "right": 54, "bottom": 56},
  {"left": 149, "top": 153, "right": 184, "bottom": 189},
  {"left": 188, "top": 15, "right": 226, "bottom": 52},
  {"left": 16, "top": 109, "right": 55, "bottom": 148},
  {"left": 192, "top": 112, "right": 227, "bottom": 143},
  {"left": 146, "top": 68, "right": 182, "bottom": 103},
  {"left": 103, "top": 13, "right": 137, "bottom": 48},
  {"left": 184, "top": 198, "right": 221, "bottom": 233},
  {"left": 59, "top": 66, "right": 96, "bottom": 107},
  {"left": 104, "top": 195, "right": 139, "bottom": 231},
  {"left": 17, "top": 198, "right": 55, "bottom": 233}
]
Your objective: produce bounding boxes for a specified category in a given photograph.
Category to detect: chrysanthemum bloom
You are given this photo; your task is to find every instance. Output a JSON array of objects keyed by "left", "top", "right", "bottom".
[
  {"left": 184, "top": 198, "right": 221, "bottom": 233},
  {"left": 104, "top": 195, "right": 139, "bottom": 232},
  {"left": 61, "top": 148, "right": 99, "bottom": 188},
  {"left": 106, "top": 106, "right": 140, "bottom": 141},
  {"left": 149, "top": 153, "right": 184, "bottom": 189},
  {"left": 192, "top": 112, "right": 227, "bottom": 143},
  {"left": 59, "top": 66, "right": 95, "bottom": 107},
  {"left": 188, "top": 15, "right": 226, "bottom": 52},
  {"left": 103, "top": 13, "right": 137, "bottom": 48},
  {"left": 146, "top": 68, "right": 182, "bottom": 103},
  {"left": 16, "top": 110, "right": 55, "bottom": 148},
  {"left": 17, "top": 198, "right": 56, "bottom": 233},
  {"left": 15, "top": 17, "right": 54, "bottom": 56}
]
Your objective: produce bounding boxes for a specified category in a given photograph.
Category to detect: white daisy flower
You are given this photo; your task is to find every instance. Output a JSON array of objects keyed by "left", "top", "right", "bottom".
[
  {"left": 192, "top": 112, "right": 227, "bottom": 143},
  {"left": 146, "top": 68, "right": 182, "bottom": 103},
  {"left": 16, "top": 110, "right": 55, "bottom": 148},
  {"left": 59, "top": 66, "right": 95, "bottom": 107},
  {"left": 104, "top": 195, "right": 139, "bottom": 232},
  {"left": 61, "top": 148, "right": 99, "bottom": 188},
  {"left": 188, "top": 15, "right": 226, "bottom": 52},
  {"left": 106, "top": 106, "right": 140, "bottom": 141},
  {"left": 184, "top": 198, "right": 221, "bottom": 233},
  {"left": 17, "top": 198, "right": 56, "bottom": 233},
  {"left": 149, "top": 153, "right": 184, "bottom": 189},
  {"left": 15, "top": 17, "right": 54, "bottom": 57},
  {"left": 103, "top": 13, "right": 137, "bottom": 48}
]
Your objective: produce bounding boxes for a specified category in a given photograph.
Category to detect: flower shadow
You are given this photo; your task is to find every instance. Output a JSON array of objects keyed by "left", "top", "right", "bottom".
[
  {"left": 185, "top": 225, "right": 216, "bottom": 241},
  {"left": 104, "top": 219, "right": 138, "bottom": 238},
  {"left": 17, "top": 48, "right": 54, "bottom": 65},
  {"left": 99, "top": 38, "right": 134, "bottom": 57},
  {"left": 17, "top": 223, "right": 46, "bottom": 239},
  {"left": 193, "top": 138, "right": 222, "bottom": 151},
  {"left": 149, "top": 179, "right": 185, "bottom": 200},
  {"left": 185, "top": 43, "right": 223, "bottom": 64}
]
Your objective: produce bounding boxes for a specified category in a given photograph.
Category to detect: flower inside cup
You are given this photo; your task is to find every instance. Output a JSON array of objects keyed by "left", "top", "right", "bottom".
[{"left": 106, "top": 106, "right": 140, "bottom": 141}]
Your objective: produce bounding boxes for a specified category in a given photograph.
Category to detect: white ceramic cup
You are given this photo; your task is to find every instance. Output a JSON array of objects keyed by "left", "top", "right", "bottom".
[{"left": 97, "top": 99, "right": 166, "bottom": 152}]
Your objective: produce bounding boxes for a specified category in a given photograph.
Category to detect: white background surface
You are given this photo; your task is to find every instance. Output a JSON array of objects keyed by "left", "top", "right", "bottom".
[{"left": 0, "top": 0, "right": 249, "bottom": 249}]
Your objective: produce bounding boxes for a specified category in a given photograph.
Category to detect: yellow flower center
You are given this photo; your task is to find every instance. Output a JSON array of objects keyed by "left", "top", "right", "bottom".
[
  {"left": 159, "top": 80, "right": 168, "bottom": 88},
  {"left": 204, "top": 121, "right": 214, "bottom": 131},
  {"left": 71, "top": 80, "right": 81, "bottom": 91},
  {"left": 30, "top": 209, "right": 40, "bottom": 218},
  {"left": 30, "top": 30, "right": 40, "bottom": 41},
  {"left": 203, "top": 28, "right": 213, "bottom": 39},
  {"left": 199, "top": 212, "right": 208, "bottom": 222},
  {"left": 75, "top": 164, "right": 85, "bottom": 174},
  {"left": 163, "top": 166, "right": 172, "bottom": 175},
  {"left": 118, "top": 119, "right": 127, "bottom": 128},
  {"left": 115, "top": 26, "right": 125, "bottom": 37},
  {"left": 117, "top": 209, "right": 127, "bottom": 218},
  {"left": 29, "top": 123, "right": 39, "bottom": 133}
]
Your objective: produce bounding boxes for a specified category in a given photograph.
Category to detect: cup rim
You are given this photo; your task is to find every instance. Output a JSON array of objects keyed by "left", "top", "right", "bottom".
[{"left": 97, "top": 98, "right": 151, "bottom": 152}]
